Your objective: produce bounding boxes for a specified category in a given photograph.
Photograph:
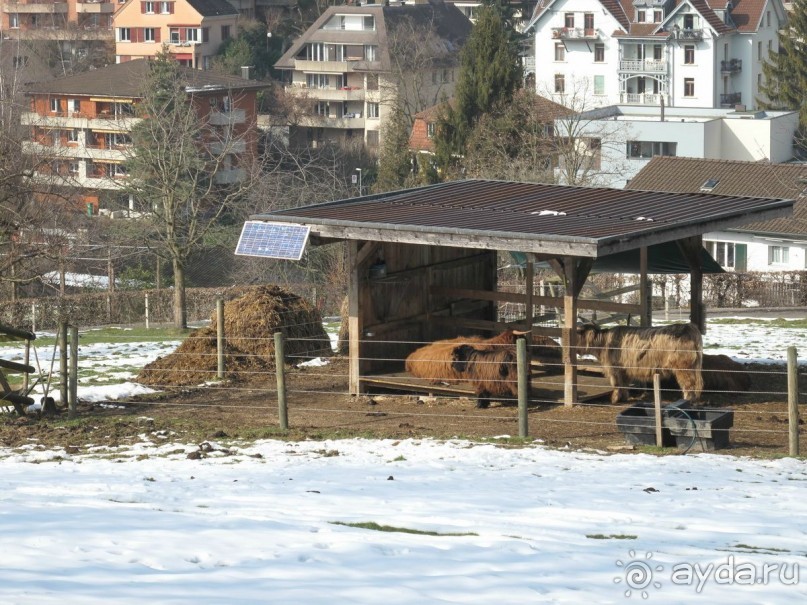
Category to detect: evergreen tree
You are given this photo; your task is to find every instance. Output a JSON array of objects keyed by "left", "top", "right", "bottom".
[
  {"left": 435, "top": 1, "right": 522, "bottom": 170},
  {"left": 758, "top": 1, "right": 807, "bottom": 153},
  {"left": 374, "top": 103, "right": 415, "bottom": 192}
]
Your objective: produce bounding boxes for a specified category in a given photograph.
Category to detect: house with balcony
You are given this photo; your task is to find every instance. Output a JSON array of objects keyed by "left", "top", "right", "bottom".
[
  {"left": 0, "top": 0, "right": 117, "bottom": 69},
  {"left": 21, "top": 58, "right": 267, "bottom": 211},
  {"left": 274, "top": 0, "right": 471, "bottom": 150},
  {"left": 525, "top": 0, "right": 788, "bottom": 111},
  {"left": 112, "top": 0, "right": 239, "bottom": 68},
  {"left": 628, "top": 156, "right": 807, "bottom": 273},
  {"left": 563, "top": 103, "right": 799, "bottom": 187}
]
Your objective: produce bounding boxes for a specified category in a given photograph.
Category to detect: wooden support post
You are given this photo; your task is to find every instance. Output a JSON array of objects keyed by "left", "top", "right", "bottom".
[
  {"left": 216, "top": 298, "right": 225, "bottom": 379},
  {"left": 525, "top": 255, "right": 534, "bottom": 332},
  {"left": 59, "top": 321, "right": 68, "bottom": 409},
  {"left": 275, "top": 332, "right": 288, "bottom": 430},
  {"left": 676, "top": 236, "right": 705, "bottom": 334},
  {"left": 517, "top": 336, "right": 529, "bottom": 438},
  {"left": 23, "top": 340, "right": 31, "bottom": 395},
  {"left": 788, "top": 346, "right": 799, "bottom": 457},
  {"left": 639, "top": 246, "right": 652, "bottom": 327},
  {"left": 654, "top": 373, "right": 663, "bottom": 447},
  {"left": 69, "top": 325, "right": 78, "bottom": 419},
  {"left": 348, "top": 241, "right": 361, "bottom": 395},
  {"left": 145, "top": 293, "right": 150, "bottom": 329}
]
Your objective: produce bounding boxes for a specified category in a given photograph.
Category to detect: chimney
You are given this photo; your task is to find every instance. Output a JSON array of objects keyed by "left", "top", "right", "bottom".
[{"left": 241, "top": 66, "right": 252, "bottom": 80}]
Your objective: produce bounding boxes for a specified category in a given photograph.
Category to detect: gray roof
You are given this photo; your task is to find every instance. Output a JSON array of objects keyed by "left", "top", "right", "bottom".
[
  {"left": 25, "top": 60, "right": 269, "bottom": 97},
  {"left": 253, "top": 179, "right": 794, "bottom": 257},
  {"left": 627, "top": 156, "right": 807, "bottom": 238},
  {"left": 186, "top": 0, "right": 238, "bottom": 17}
]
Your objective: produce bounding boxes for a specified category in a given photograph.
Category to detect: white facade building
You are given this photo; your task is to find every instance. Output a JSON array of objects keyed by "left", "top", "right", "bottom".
[
  {"left": 565, "top": 104, "right": 798, "bottom": 187},
  {"left": 525, "top": 0, "right": 788, "bottom": 111}
]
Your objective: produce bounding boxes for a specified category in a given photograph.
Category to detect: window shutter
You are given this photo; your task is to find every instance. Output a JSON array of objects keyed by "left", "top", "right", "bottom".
[
  {"left": 169, "top": 2, "right": 174, "bottom": 14},
  {"left": 735, "top": 244, "right": 747, "bottom": 272},
  {"left": 134, "top": 28, "right": 143, "bottom": 43},
  {"left": 154, "top": 28, "right": 161, "bottom": 43},
  {"left": 141, "top": 1, "right": 147, "bottom": 13}
]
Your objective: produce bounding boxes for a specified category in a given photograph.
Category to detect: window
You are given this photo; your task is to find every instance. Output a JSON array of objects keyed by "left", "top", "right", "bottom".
[
  {"left": 684, "top": 77, "right": 695, "bottom": 97},
  {"left": 202, "top": 27, "right": 209, "bottom": 43},
  {"left": 365, "top": 45, "right": 377, "bottom": 61},
  {"left": 684, "top": 45, "right": 695, "bottom": 64},
  {"left": 306, "top": 73, "right": 330, "bottom": 89},
  {"left": 143, "top": 1, "right": 155, "bottom": 13},
  {"left": 67, "top": 129, "right": 79, "bottom": 143},
  {"left": 584, "top": 13, "right": 594, "bottom": 32},
  {"left": 769, "top": 246, "right": 789, "bottom": 264},
  {"left": 758, "top": 41, "right": 762, "bottom": 60},
  {"left": 554, "top": 43, "right": 565, "bottom": 62},
  {"left": 160, "top": 1, "right": 172, "bottom": 13},
  {"left": 364, "top": 16, "right": 375, "bottom": 30},
  {"left": 564, "top": 13, "right": 574, "bottom": 28},
  {"left": 186, "top": 28, "right": 199, "bottom": 43},
  {"left": 144, "top": 28, "right": 156, "bottom": 42},
  {"left": 13, "top": 55, "right": 27, "bottom": 69},
  {"left": 705, "top": 241, "right": 742, "bottom": 269},
  {"left": 637, "top": 10, "right": 645, "bottom": 22},
  {"left": 554, "top": 73, "right": 565, "bottom": 93},
  {"left": 427, "top": 122, "right": 435, "bottom": 138},
  {"left": 627, "top": 141, "right": 678, "bottom": 158},
  {"left": 9, "top": 14, "right": 19, "bottom": 29},
  {"left": 203, "top": 55, "right": 212, "bottom": 70},
  {"left": 221, "top": 25, "right": 231, "bottom": 40},
  {"left": 594, "top": 43, "right": 604, "bottom": 62},
  {"left": 315, "top": 102, "right": 330, "bottom": 116},
  {"left": 68, "top": 162, "right": 80, "bottom": 175},
  {"left": 654, "top": 10, "right": 662, "bottom": 23},
  {"left": 170, "top": 28, "right": 180, "bottom": 44},
  {"left": 594, "top": 75, "right": 605, "bottom": 95},
  {"left": 684, "top": 14, "right": 694, "bottom": 29},
  {"left": 367, "top": 102, "right": 380, "bottom": 119},
  {"left": 767, "top": 11, "right": 771, "bottom": 28},
  {"left": 50, "top": 98, "right": 60, "bottom": 113},
  {"left": 653, "top": 45, "right": 663, "bottom": 61},
  {"left": 118, "top": 27, "right": 131, "bottom": 42}
]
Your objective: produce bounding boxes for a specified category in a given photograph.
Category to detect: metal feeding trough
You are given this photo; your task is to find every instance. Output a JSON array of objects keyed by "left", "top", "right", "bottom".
[{"left": 616, "top": 401, "right": 734, "bottom": 451}]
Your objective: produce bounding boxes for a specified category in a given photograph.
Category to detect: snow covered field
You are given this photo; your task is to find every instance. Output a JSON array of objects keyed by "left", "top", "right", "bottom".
[
  {"left": 0, "top": 438, "right": 805, "bottom": 604},
  {"left": 1, "top": 317, "right": 806, "bottom": 603}
]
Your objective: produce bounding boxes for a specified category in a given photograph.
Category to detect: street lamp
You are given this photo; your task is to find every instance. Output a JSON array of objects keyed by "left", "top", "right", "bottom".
[
  {"left": 355, "top": 168, "right": 362, "bottom": 195},
  {"left": 266, "top": 31, "right": 272, "bottom": 53}
]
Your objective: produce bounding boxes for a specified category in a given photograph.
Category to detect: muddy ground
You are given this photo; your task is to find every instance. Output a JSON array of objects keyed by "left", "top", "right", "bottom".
[{"left": 1, "top": 355, "right": 803, "bottom": 459}]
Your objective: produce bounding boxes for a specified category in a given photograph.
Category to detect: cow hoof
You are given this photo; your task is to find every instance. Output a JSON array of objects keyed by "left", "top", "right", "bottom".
[{"left": 476, "top": 401, "right": 490, "bottom": 409}]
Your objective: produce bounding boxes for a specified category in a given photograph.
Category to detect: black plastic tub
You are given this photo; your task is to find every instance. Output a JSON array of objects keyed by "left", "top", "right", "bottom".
[{"left": 615, "top": 402, "right": 675, "bottom": 447}]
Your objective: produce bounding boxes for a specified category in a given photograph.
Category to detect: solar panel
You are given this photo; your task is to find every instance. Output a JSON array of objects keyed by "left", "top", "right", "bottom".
[{"left": 235, "top": 221, "right": 310, "bottom": 260}]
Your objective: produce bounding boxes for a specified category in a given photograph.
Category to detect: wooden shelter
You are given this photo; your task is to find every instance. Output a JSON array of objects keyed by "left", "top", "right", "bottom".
[{"left": 250, "top": 180, "right": 794, "bottom": 405}]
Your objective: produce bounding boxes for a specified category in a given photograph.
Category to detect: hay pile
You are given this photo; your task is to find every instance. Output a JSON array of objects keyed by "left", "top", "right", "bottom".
[{"left": 137, "top": 285, "right": 332, "bottom": 387}]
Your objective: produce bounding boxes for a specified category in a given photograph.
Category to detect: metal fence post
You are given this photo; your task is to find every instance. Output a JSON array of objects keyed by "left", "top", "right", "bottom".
[
  {"left": 788, "top": 346, "right": 799, "bottom": 457},
  {"left": 216, "top": 298, "right": 225, "bottom": 379},
  {"left": 69, "top": 325, "right": 78, "bottom": 418},
  {"left": 517, "top": 336, "right": 529, "bottom": 438},
  {"left": 59, "top": 321, "right": 68, "bottom": 411}
]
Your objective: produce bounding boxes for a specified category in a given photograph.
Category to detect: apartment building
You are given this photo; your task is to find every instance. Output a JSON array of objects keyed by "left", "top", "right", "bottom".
[
  {"left": 112, "top": 0, "right": 239, "bottom": 68},
  {"left": 563, "top": 104, "right": 799, "bottom": 187},
  {"left": 21, "top": 59, "right": 267, "bottom": 211},
  {"left": 274, "top": 0, "right": 471, "bottom": 150},
  {"left": 525, "top": 0, "right": 788, "bottom": 111}
]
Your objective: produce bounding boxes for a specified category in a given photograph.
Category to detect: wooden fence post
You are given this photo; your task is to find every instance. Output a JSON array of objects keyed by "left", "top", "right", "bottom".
[
  {"left": 216, "top": 298, "right": 225, "bottom": 379},
  {"left": 69, "top": 325, "right": 78, "bottom": 418},
  {"left": 275, "top": 332, "right": 288, "bottom": 430},
  {"left": 144, "top": 293, "right": 150, "bottom": 329},
  {"left": 654, "top": 373, "right": 663, "bottom": 447},
  {"left": 788, "top": 346, "right": 799, "bottom": 457},
  {"left": 517, "top": 336, "right": 529, "bottom": 438},
  {"left": 59, "top": 321, "right": 68, "bottom": 411}
]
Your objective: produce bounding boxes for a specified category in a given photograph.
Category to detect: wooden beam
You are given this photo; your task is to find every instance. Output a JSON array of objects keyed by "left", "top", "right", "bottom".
[
  {"left": 347, "top": 240, "right": 361, "bottom": 395},
  {"left": 676, "top": 236, "right": 705, "bottom": 334},
  {"left": 525, "top": 254, "right": 534, "bottom": 333},
  {"left": 639, "top": 246, "right": 651, "bottom": 327},
  {"left": 0, "top": 359, "right": 35, "bottom": 374},
  {"left": 0, "top": 324, "right": 35, "bottom": 341}
]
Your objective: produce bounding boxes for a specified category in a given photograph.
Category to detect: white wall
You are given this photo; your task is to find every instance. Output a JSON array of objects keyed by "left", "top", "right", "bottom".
[{"left": 704, "top": 231, "right": 807, "bottom": 272}]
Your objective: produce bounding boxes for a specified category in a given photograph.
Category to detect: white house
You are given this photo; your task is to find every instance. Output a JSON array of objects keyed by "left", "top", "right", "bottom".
[
  {"left": 525, "top": 0, "right": 788, "bottom": 111},
  {"left": 628, "top": 156, "right": 807, "bottom": 272},
  {"left": 563, "top": 104, "right": 799, "bottom": 187}
]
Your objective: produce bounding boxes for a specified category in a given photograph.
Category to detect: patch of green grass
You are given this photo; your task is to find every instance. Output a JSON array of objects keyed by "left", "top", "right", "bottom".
[
  {"left": 586, "top": 533, "right": 638, "bottom": 540},
  {"left": 731, "top": 544, "right": 790, "bottom": 553},
  {"left": 34, "top": 326, "right": 193, "bottom": 347},
  {"left": 330, "top": 521, "right": 477, "bottom": 537},
  {"left": 389, "top": 455, "right": 407, "bottom": 462},
  {"left": 710, "top": 317, "right": 807, "bottom": 329}
]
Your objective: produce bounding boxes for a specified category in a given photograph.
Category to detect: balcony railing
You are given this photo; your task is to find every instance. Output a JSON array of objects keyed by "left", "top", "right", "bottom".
[
  {"left": 3, "top": 2, "right": 68, "bottom": 13},
  {"left": 285, "top": 84, "right": 366, "bottom": 102},
  {"left": 669, "top": 28, "right": 704, "bottom": 41},
  {"left": 720, "top": 59, "right": 742, "bottom": 74},
  {"left": 620, "top": 92, "right": 669, "bottom": 106},
  {"left": 720, "top": 92, "right": 742, "bottom": 107},
  {"left": 209, "top": 109, "right": 246, "bottom": 126},
  {"left": 619, "top": 59, "right": 667, "bottom": 73},
  {"left": 551, "top": 27, "right": 599, "bottom": 40}
]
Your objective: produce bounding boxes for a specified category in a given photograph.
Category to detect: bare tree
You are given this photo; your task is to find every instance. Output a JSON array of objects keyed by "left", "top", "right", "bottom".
[{"left": 121, "top": 50, "right": 265, "bottom": 328}]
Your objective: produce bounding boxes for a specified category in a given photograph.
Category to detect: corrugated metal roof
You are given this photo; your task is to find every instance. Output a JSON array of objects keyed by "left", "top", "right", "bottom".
[{"left": 255, "top": 179, "right": 793, "bottom": 257}]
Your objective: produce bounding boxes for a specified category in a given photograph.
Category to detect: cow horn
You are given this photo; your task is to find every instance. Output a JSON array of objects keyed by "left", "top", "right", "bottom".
[{"left": 512, "top": 329, "right": 532, "bottom": 336}]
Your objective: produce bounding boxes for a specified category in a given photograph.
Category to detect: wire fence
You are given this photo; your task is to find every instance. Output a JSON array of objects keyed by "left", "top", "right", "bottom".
[{"left": 5, "top": 326, "right": 800, "bottom": 457}]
